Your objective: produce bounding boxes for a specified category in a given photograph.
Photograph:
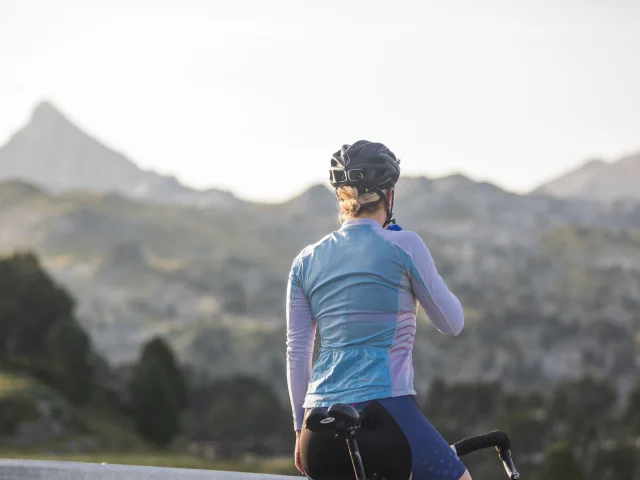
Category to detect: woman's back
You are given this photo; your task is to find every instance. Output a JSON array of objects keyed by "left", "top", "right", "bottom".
[
  {"left": 300, "top": 218, "right": 412, "bottom": 348},
  {"left": 287, "top": 217, "right": 464, "bottom": 423}
]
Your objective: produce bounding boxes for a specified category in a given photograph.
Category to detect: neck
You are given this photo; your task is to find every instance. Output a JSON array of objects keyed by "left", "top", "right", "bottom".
[{"left": 354, "top": 209, "right": 387, "bottom": 227}]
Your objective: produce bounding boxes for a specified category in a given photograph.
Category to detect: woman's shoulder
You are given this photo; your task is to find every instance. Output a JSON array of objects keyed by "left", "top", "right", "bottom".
[
  {"left": 378, "top": 226, "right": 430, "bottom": 258},
  {"left": 292, "top": 231, "right": 336, "bottom": 265},
  {"left": 380, "top": 225, "right": 424, "bottom": 244}
]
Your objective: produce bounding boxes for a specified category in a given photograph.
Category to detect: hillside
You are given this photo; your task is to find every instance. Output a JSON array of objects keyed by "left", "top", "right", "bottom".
[
  {"left": 0, "top": 101, "right": 639, "bottom": 399},
  {"left": 0, "top": 371, "right": 147, "bottom": 451},
  {"left": 0, "top": 177, "right": 638, "bottom": 399},
  {"left": 534, "top": 152, "right": 640, "bottom": 202},
  {"left": 0, "top": 102, "right": 239, "bottom": 208},
  {"left": 0, "top": 371, "right": 299, "bottom": 474}
]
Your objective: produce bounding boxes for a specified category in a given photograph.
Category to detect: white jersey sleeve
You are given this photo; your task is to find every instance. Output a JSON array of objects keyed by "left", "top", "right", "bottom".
[
  {"left": 381, "top": 230, "right": 464, "bottom": 336},
  {"left": 285, "top": 255, "right": 316, "bottom": 431}
]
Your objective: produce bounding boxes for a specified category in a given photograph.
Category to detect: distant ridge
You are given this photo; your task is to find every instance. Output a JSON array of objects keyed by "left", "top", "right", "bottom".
[
  {"left": 534, "top": 152, "right": 640, "bottom": 202},
  {"left": 0, "top": 101, "right": 239, "bottom": 208},
  {"left": 2, "top": 100, "right": 639, "bottom": 206}
]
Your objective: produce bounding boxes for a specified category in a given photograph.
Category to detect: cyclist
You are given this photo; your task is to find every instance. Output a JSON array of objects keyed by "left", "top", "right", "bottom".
[{"left": 286, "top": 140, "right": 471, "bottom": 480}]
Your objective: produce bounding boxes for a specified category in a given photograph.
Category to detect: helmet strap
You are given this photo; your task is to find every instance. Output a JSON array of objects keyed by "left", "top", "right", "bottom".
[{"left": 372, "top": 186, "right": 395, "bottom": 228}]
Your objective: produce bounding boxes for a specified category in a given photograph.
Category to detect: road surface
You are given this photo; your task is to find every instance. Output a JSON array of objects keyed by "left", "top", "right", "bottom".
[{"left": 0, "top": 459, "right": 302, "bottom": 480}]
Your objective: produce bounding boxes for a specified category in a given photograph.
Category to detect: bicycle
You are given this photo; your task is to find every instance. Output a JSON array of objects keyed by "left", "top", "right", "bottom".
[{"left": 305, "top": 403, "right": 521, "bottom": 480}]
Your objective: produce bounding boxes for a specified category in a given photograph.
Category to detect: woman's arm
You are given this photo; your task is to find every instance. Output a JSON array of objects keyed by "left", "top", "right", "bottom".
[
  {"left": 397, "top": 232, "right": 464, "bottom": 336},
  {"left": 286, "top": 257, "right": 317, "bottom": 431}
]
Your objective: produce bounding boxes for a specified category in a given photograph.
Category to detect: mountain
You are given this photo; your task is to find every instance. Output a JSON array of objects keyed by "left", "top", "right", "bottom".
[
  {"left": 1, "top": 175, "right": 639, "bottom": 401},
  {"left": 534, "top": 152, "right": 640, "bottom": 202},
  {"left": 0, "top": 101, "right": 239, "bottom": 208},
  {"left": 0, "top": 101, "right": 638, "bottom": 401}
]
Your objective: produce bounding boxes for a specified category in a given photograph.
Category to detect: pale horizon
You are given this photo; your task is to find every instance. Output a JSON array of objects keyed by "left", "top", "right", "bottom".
[{"left": 1, "top": 0, "right": 639, "bottom": 202}]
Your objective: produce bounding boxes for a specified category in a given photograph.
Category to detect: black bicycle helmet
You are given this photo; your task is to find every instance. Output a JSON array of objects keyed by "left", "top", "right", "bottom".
[
  {"left": 329, "top": 140, "right": 401, "bottom": 191},
  {"left": 329, "top": 140, "right": 401, "bottom": 227}
]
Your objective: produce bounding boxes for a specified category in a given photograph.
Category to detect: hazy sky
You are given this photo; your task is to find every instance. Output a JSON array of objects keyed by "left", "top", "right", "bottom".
[{"left": 1, "top": 0, "right": 640, "bottom": 201}]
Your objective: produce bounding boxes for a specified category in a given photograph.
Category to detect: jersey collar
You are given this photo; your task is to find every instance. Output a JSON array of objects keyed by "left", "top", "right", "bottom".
[{"left": 341, "top": 218, "right": 384, "bottom": 230}]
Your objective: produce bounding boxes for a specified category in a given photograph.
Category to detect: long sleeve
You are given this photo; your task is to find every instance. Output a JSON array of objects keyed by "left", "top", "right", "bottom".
[
  {"left": 286, "top": 257, "right": 316, "bottom": 431},
  {"left": 403, "top": 233, "right": 464, "bottom": 336}
]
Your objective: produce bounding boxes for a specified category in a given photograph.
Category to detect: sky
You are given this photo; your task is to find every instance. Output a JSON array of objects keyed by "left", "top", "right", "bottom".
[{"left": 1, "top": 0, "right": 640, "bottom": 202}]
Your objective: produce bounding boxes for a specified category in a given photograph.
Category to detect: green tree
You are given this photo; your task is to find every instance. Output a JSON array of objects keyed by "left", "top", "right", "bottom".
[
  {"left": 0, "top": 252, "right": 95, "bottom": 403},
  {"left": 128, "top": 336, "right": 187, "bottom": 447},
  {"left": 542, "top": 442, "right": 585, "bottom": 480},
  {"left": 624, "top": 380, "right": 640, "bottom": 435},
  {"left": 548, "top": 376, "right": 617, "bottom": 444},
  {"left": 592, "top": 443, "right": 638, "bottom": 480},
  {"left": 500, "top": 410, "right": 548, "bottom": 454},
  {"left": 423, "top": 378, "right": 504, "bottom": 438},
  {"left": 204, "top": 375, "right": 286, "bottom": 442},
  {"left": 44, "top": 318, "right": 94, "bottom": 404},
  {"left": 0, "top": 252, "right": 74, "bottom": 369},
  {"left": 504, "top": 390, "right": 546, "bottom": 412}
]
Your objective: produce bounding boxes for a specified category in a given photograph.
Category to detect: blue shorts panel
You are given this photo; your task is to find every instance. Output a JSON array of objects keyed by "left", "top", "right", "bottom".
[{"left": 367, "top": 396, "right": 467, "bottom": 480}]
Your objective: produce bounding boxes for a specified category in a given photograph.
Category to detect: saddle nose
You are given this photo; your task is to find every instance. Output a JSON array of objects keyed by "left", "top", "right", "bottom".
[{"left": 328, "top": 403, "right": 361, "bottom": 429}]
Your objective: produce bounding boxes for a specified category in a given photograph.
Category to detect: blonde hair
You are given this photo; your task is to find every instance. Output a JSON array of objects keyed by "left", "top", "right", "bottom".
[{"left": 336, "top": 186, "right": 386, "bottom": 223}]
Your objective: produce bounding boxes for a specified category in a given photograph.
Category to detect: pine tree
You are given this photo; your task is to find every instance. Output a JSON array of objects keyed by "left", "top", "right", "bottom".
[{"left": 128, "top": 336, "right": 187, "bottom": 447}]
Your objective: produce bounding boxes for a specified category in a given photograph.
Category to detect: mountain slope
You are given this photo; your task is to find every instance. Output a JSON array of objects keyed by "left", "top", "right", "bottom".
[
  {"left": 534, "top": 153, "right": 640, "bottom": 201},
  {"left": 0, "top": 101, "right": 638, "bottom": 397},
  {"left": 0, "top": 101, "right": 238, "bottom": 208},
  {"left": 1, "top": 178, "right": 638, "bottom": 399}
]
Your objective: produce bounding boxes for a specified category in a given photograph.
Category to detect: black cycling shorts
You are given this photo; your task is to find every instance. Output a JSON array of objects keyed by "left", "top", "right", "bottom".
[{"left": 299, "top": 395, "right": 467, "bottom": 480}]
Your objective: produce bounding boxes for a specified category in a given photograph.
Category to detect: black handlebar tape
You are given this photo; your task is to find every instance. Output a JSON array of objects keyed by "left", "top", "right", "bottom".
[{"left": 452, "top": 430, "right": 511, "bottom": 457}]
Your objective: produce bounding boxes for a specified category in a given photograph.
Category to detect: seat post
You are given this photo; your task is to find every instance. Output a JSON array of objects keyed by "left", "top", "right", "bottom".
[{"left": 345, "top": 429, "right": 366, "bottom": 480}]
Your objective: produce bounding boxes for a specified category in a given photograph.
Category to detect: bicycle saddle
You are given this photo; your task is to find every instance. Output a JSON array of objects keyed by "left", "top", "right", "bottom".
[
  {"left": 305, "top": 407, "right": 335, "bottom": 432},
  {"left": 305, "top": 404, "right": 362, "bottom": 433}
]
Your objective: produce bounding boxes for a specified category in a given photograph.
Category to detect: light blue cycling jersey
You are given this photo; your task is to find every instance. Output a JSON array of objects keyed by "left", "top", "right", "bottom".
[{"left": 286, "top": 218, "right": 464, "bottom": 430}]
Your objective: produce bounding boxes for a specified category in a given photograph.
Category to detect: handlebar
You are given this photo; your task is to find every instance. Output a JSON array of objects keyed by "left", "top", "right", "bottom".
[{"left": 451, "top": 431, "right": 520, "bottom": 479}]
